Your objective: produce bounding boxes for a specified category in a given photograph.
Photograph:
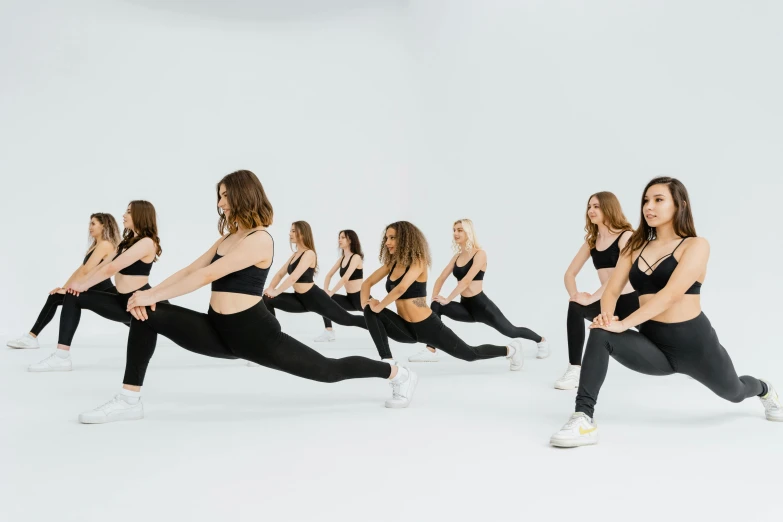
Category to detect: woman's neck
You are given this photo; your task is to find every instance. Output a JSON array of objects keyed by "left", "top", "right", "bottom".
[{"left": 654, "top": 223, "right": 679, "bottom": 242}]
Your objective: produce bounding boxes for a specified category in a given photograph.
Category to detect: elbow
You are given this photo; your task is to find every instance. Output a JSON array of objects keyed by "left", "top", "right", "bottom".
[{"left": 103, "top": 262, "right": 120, "bottom": 278}]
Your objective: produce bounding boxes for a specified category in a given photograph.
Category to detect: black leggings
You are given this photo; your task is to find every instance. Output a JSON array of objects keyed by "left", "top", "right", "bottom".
[
  {"left": 322, "top": 291, "right": 363, "bottom": 328},
  {"left": 123, "top": 300, "right": 390, "bottom": 386},
  {"left": 363, "top": 307, "right": 508, "bottom": 361},
  {"left": 30, "top": 281, "right": 116, "bottom": 336},
  {"left": 263, "top": 286, "right": 366, "bottom": 329},
  {"left": 575, "top": 312, "right": 764, "bottom": 418},
  {"left": 430, "top": 292, "right": 542, "bottom": 345},
  {"left": 57, "top": 284, "right": 150, "bottom": 346},
  {"left": 567, "top": 292, "right": 640, "bottom": 365}
]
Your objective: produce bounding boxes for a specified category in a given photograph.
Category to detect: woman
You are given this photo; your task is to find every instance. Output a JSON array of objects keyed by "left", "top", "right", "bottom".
[
  {"left": 7, "top": 213, "right": 120, "bottom": 349},
  {"left": 313, "top": 229, "right": 366, "bottom": 342},
  {"left": 78, "top": 170, "right": 417, "bottom": 424},
  {"left": 550, "top": 177, "right": 782, "bottom": 448},
  {"left": 28, "top": 201, "right": 162, "bottom": 372},
  {"left": 362, "top": 221, "right": 521, "bottom": 369},
  {"left": 408, "top": 219, "right": 548, "bottom": 363},
  {"left": 263, "top": 222, "right": 367, "bottom": 333},
  {"left": 555, "top": 192, "right": 640, "bottom": 390}
]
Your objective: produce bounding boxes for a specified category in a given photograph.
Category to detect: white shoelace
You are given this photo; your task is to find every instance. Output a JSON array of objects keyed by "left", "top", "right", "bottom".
[
  {"left": 94, "top": 395, "right": 123, "bottom": 412},
  {"left": 390, "top": 381, "right": 402, "bottom": 400},
  {"left": 561, "top": 368, "right": 579, "bottom": 381},
  {"left": 562, "top": 414, "right": 587, "bottom": 431}
]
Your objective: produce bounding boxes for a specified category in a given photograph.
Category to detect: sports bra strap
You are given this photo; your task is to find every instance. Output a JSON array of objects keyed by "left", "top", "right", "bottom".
[{"left": 670, "top": 237, "right": 688, "bottom": 255}]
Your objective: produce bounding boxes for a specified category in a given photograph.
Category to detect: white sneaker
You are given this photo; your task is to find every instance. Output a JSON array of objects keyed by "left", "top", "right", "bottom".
[
  {"left": 314, "top": 330, "right": 336, "bottom": 342},
  {"left": 7, "top": 334, "right": 39, "bottom": 349},
  {"left": 28, "top": 352, "right": 72, "bottom": 372},
  {"left": 536, "top": 338, "right": 550, "bottom": 359},
  {"left": 79, "top": 394, "right": 144, "bottom": 424},
  {"left": 550, "top": 412, "right": 599, "bottom": 448},
  {"left": 247, "top": 361, "right": 260, "bottom": 367},
  {"left": 385, "top": 368, "right": 418, "bottom": 408},
  {"left": 554, "top": 365, "right": 581, "bottom": 390},
  {"left": 759, "top": 381, "right": 783, "bottom": 422},
  {"left": 408, "top": 349, "right": 439, "bottom": 363},
  {"left": 507, "top": 340, "right": 524, "bottom": 371}
]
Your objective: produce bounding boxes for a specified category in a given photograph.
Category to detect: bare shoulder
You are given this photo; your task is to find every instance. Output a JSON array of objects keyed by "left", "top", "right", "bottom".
[{"left": 684, "top": 236, "right": 709, "bottom": 252}]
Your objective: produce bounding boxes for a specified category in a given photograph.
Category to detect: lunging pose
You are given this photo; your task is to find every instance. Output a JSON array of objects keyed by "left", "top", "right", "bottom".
[
  {"left": 550, "top": 177, "right": 782, "bottom": 448},
  {"left": 408, "top": 219, "right": 548, "bottom": 363},
  {"left": 362, "top": 221, "right": 521, "bottom": 369},
  {"left": 78, "top": 170, "right": 417, "bottom": 424}
]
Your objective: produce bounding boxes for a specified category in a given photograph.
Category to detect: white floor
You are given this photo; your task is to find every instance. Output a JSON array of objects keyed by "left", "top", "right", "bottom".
[{"left": 1, "top": 332, "right": 780, "bottom": 522}]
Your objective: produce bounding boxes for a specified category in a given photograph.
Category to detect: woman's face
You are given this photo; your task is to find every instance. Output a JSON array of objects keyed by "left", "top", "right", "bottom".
[
  {"left": 217, "top": 183, "right": 230, "bottom": 219},
  {"left": 384, "top": 227, "right": 397, "bottom": 255},
  {"left": 643, "top": 184, "right": 676, "bottom": 228},
  {"left": 338, "top": 232, "right": 349, "bottom": 249},
  {"left": 89, "top": 218, "right": 104, "bottom": 239},
  {"left": 587, "top": 197, "right": 604, "bottom": 225},
  {"left": 289, "top": 224, "right": 299, "bottom": 244},
  {"left": 123, "top": 205, "right": 134, "bottom": 232},
  {"left": 452, "top": 222, "right": 466, "bottom": 245}
]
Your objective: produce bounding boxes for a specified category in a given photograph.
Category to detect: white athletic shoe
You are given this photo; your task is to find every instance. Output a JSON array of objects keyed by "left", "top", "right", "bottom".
[
  {"left": 536, "top": 338, "right": 550, "bottom": 359},
  {"left": 79, "top": 394, "right": 144, "bottom": 424},
  {"left": 28, "top": 352, "right": 72, "bottom": 372},
  {"left": 7, "top": 334, "right": 39, "bottom": 349},
  {"left": 247, "top": 361, "right": 260, "bottom": 367},
  {"left": 759, "top": 381, "right": 783, "bottom": 422},
  {"left": 385, "top": 368, "right": 418, "bottom": 409},
  {"left": 554, "top": 365, "right": 581, "bottom": 390},
  {"left": 408, "top": 349, "right": 439, "bottom": 363},
  {"left": 550, "top": 412, "right": 599, "bottom": 448},
  {"left": 507, "top": 340, "right": 524, "bottom": 371},
  {"left": 314, "top": 329, "right": 336, "bottom": 342}
]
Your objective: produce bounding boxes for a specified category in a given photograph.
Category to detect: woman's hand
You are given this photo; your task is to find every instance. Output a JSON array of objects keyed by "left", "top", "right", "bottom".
[
  {"left": 589, "top": 316, "right": 626, "bottom": 333},
  {"left": 326, "top": 289, "right": 334, "bottom": 297},
  {"left": 264, "top": 287, "right": 280, "bottom": 299},
  {"left": 127, "top": 289, "right": 158, "bottom": 310},
  {"left": 128, "top": 305, "right": 153, "bottom": 321},
  {"left": 569, "top": 292, "right": 592, "bottom": 306},
  {"left": 368, "top": 298, "right": 383, "bottom": 313},
  {"left": 433, "top": 295, "right": 451, "bottom": 305},
  {"left": 50, "top": 287, "right": 65, "bottom": 295},
  {"left": 66, "top": 282, "right": 88, "bottom": 296}
]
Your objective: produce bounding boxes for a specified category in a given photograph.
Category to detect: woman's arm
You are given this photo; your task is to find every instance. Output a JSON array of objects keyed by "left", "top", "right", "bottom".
[
  {"left": 596, "top": 250, "right": 632, "bottom": 321},
  {"left": 330, "top": 255, "right": 361, "bottom": 294},
  {"left": 443, "top": 251, "right": 486, "bottom": 302},
  {"left": 585, "top": 231, "right": 633, "bottom": 304},
  {"left": 268, "top": 251, "right": 315, "bottom": 295},
  {"left": 431, "top": 254, "right": 458, "bottom": 299},
  {"left": 374, "top": 262, "right": 426, "bottom": 310},
  {"left": 130, "top": 232, "right": 273, "bottom": 307},
  {"left": 564, "top": 243, "right": 591, "bottom": 297},
  {"left": 153, "top": 236, "right": 224, "bottom": 295},
  {"left": 62, "top": 242, "right": 115, "bottom": 289},
  {"left": 322, "top": 258, "right": 341, "bottom": 293},
  {"left": 71, "top": 238, "right": 156, "bottom": 292},
  {"left": 361, "top": 264, "right": 391, "bottom": 307}
]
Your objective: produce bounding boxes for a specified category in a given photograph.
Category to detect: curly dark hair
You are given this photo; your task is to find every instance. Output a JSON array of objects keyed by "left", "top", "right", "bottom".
[{"left": 379, "top": 221, "right": 431, "bottom": 268}]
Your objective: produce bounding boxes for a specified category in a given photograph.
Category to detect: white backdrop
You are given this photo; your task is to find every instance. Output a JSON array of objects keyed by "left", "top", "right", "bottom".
[{"left": 2, "top": 0, "right": 781, "bottom": 372}]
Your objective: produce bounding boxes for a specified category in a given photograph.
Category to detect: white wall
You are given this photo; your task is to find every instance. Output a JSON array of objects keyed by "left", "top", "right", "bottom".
[{"left": 2, "top": 1, "right": 781, "bottom": 370}]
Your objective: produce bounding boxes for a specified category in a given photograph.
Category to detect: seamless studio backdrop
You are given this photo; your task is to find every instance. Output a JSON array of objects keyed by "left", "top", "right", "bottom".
[{"left": 0, "top": 1, "right": 782, "bottom": 519}]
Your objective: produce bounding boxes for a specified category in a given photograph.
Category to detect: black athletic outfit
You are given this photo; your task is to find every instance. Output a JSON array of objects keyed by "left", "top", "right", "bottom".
[
  {"left": 123, "top": 231, "right": 390, "bottom": 386},
  {"left": 567, "top": 233, "right": 640, "bottom": 365},
  {"left": 575, "top": 237, "right": 765, "bottom": 419},
  {"left": 363, "top": 264, "right": 508, "bottom": 361},
  {"left": 29, "top": 249, "right": 115, "bottom": 336},
  {"left": 322, "top": 254, "right": 364, "bottom": 328},
  {"left": 430, "top": 251, "right": 543, "bottom": 343},
  {"left": 263, "top": 252, "right": 366, "bottom": 329}
]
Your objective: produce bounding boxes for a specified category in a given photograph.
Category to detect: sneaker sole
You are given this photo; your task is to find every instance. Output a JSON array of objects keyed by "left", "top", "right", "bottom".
[
  {"left": 8, "top": 344, "right": 39, "bottom": 349},
  {"left": 79, "top": 410, "right": 144, "bottom": 424},
  {"left": 385, "top": 372, "right": 418, "bottom": 409},
  {"left": 536, "top": 351, "right": 551, "bottom": 359},
  {"left": 549, "top": 436, "right": 598, "bottom": 448},
  {"left": 766, "top": 413, "right": 783, "bottom": 422},
  {"left": 554, "top": 382, "right": 578, "bottom": 390},
  {"left": 28, "top": 366, "right": 72, "bottom": 372},
  {"left": 407, "top": 358, "right": 439, "bottom": 363},
  {"left": 314, "top": 339, "right": 336, "bottom": 343}
]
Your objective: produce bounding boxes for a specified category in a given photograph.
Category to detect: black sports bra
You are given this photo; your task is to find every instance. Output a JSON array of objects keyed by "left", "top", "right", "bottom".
[
  {"left": 340, "top": 254, "right": 363, "bottom": 281},
  {"left": 84, "top": 248, "right": 114, "bottom": 291},
  {"left": 117, "top": 253, "right": 153, "bottom": 276},
  {"left": 211, "top": 230, "right": 273, "bottom": 296},
  {"left": 629, "top": 238, "right": 702, "bottom": 296},
  {"left": 386, "top": 264, "right": 427, "bottom": 300},
  {"left": 452, "top": 251, "right": 485, "bottom": 281},
  {"left": 288, "top": 251, "right": 315, "bottom": 284},
  {"left": 590, "top": 232, "right": 627, "bottom": 270}
]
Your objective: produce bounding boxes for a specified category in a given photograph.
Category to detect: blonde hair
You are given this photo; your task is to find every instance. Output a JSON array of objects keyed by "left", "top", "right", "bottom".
[{"left": 451, "top": 219, "right": 481, "bottom": 254}]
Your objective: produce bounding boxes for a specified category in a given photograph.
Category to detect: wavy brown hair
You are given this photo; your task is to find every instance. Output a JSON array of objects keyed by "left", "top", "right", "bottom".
[
  {"left": 584, "top": 191, "right": 633, "bottom": 249},
  {"left": 622, "top": 177, "right": 697, "bottom": 256},
  {"left": 117, "top": 200, "right": 162, "bottom": 260},
  {"left": 217, "top": 170, "right": 274, "bottom": 235},
  {"left": 87, "top": 212, "right": 121, "bottom": 253},
  {"left": 339, "top": 229, "right": 364, "bottom": 259},
  {"left": 291, "top": 221, "right": 318, "bottom": 273},
  {"left": 379, "top": 221, "right": 431, "bottom": 268}
]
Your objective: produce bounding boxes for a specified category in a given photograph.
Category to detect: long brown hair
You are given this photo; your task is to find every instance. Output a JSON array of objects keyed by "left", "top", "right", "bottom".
[
  {"left": 217, "top": 170, "right": 274, "bottom": 235},
  {"left": 340, "top": 229, "right": 364, "bottom": 259},
  {"left": 117, "top": 200, "right": 162, "bottom": 260},
  {"left": 87, "top": 212, "right": 121, "bottom": 253},
  {"left": 379, "top": 221, "right": 432, "bottom": 268},
  {"left": 584, "top": 191, "right": 633, "bottom": 249},
  {"left": 291, "top": 221, "right": 318, "bottom": 273},
  {"left": 622, "top": 177, "right": 698, "bottom": 255}
]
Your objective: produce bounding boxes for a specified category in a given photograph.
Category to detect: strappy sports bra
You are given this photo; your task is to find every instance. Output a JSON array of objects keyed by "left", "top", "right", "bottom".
[
  {"left": 288, "top": 251, "right": 315, "bottom": 283},
  {"left": 452, "top": 251, "right": 485, "bottom": 281},
  {"left": 590, "top": 232, "right": 628, "bottom": 270},
  {"left": 211, "top": 230, "right": 273, "bottom": 296},
  {"left": 628, "top": 237, "right": 702, "bottom": 296},
  {"left": 386, "top": 263, "right": 427, "bottom": 300},
  {"left": 340, "top": 253, "right": 363, "bottom": 281}
]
